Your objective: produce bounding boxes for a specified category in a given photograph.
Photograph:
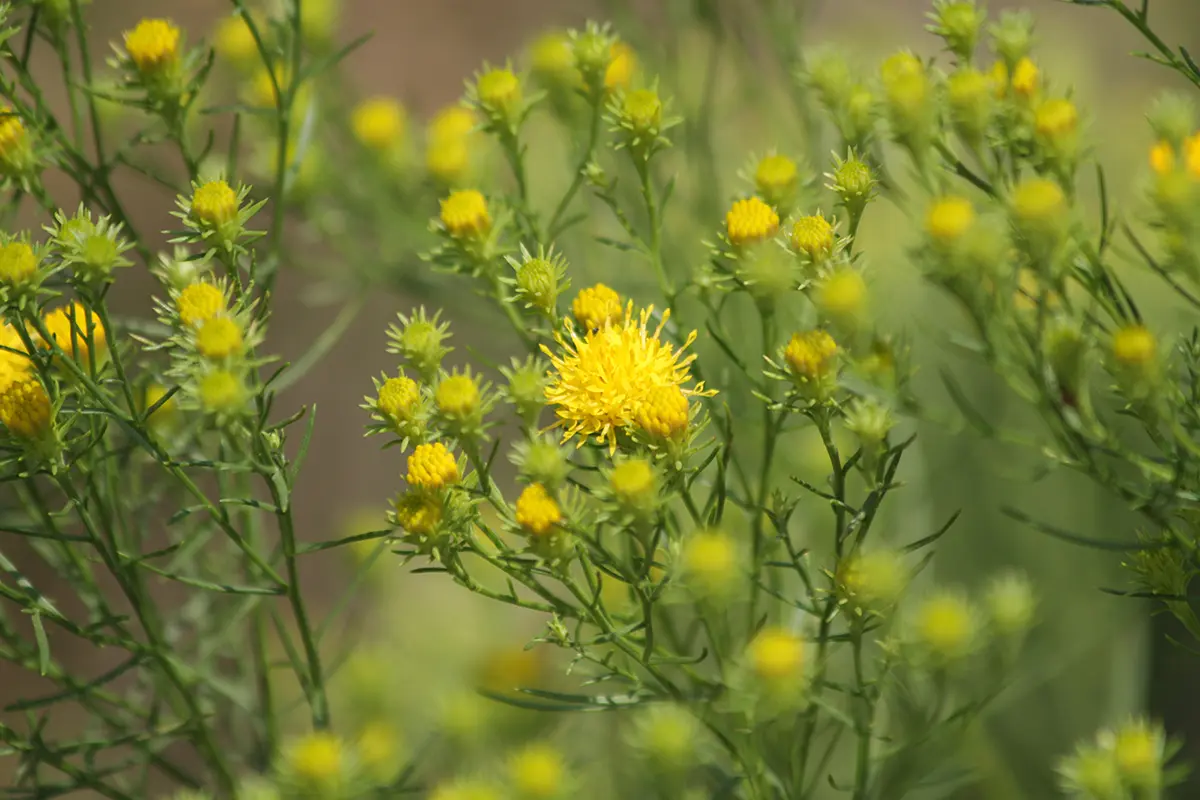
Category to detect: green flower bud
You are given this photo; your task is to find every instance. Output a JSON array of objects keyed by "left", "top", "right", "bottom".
[
  {"left": 989, "top": 10, "right": 1034, "bottom": 68},
  {"left": 928, "top": 0, "right": 986, "bottom": 63},
  {"left": 984, "top": 570, "right": 1036, "bottom": 637},
  {"left": 947, "top": 67, "right": 994, "bottom": 143},
  {"left": 804, "top": 48, "right": 853, "bottom": 112},
  {"left": 826, "top": 151, "right": 876, "bottom": 225},
  {"left": 387, "top": 308, "right": 452, "bottom": 382},
  {"left": 502, "top": 356, "right": 549, "bottom": 424},
  {"left": 1147, "top": 91, "right": 1196, "bottom": 149},
  {"left": 514, "top": 436, "right": 570, "bottom": 489}
]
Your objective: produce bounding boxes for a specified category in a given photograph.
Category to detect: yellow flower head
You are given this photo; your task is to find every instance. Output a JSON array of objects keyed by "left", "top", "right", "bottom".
[
  {"left": 1010, "top": 57, "right": 1039, "bottom": 98},
  {"left": 429, "top": 105, "right": 477, "bottom": 142},
  {"left": 748, "top": 627, "right": 804, "bottom": 682},
  {"left": 439, "top": 189, "right": 491, "bottom": 239},
  {"left": 839, "top": 550, "right": 906, "bottom": 610},
  {"left": 0, "top": 323, "right": 31, "bottom": 380},
  {"left": 285, "top": 731, "right": 344, "bottom": 785},
  {"left": 435, "top": 373, "right": 481, "bottom": 418},
  {"left": 176, "top": 282, "right": 226, "bottom": 327},
  {"left": 1113, "top": 719, "right": 1163, "bottom": 784},
  {"left": 621, "top": 88, "right": 662, "bottom": 134},
  {"left": 124, "top": 19, "right": 181, "bottom": 74},
  {"left": 214, "top": 14, "right": 257, "bottom": 65},
  {"left": 477, "top": 67, "right": 522, "bottom": 115},
  {"left": 0, "top": 241, "right": 37, "bottom": 286},
  {"left": 406, "top": 442, "right": 459, "bottom": 490},
  {"left": 543, "top": 305, "right": 713, "bottom": 453},
  {"left": 571, "top": 283, "right": 623, "bottom": 331},
  {"left": 515, "top": 483, "right": 562, "bottom": 537},
  {"left": 1150, "top": 140, "right": 1175, "bottom": 175},
  {"left": 195, "top": 316, "right": 244, "bottom": 360},
  {"left": 610, "top": 458, "right": 656, "bottom": 505},
  {"left": 817, "top": 269, "right": 867, "bottom": 322},
  {"left": 378, "top": 375, "right": 420, "bottom": 423},
  {"left": 1112, "top": 324, "right": 1156, "bottom": 367},
  {"left": 352, "top": 97, "right": 406, "bottom": 152},
  {"left": 914, "top": 590, "right": 977, "bottom": 659},
  {"left": 530, "top": 31, "right": 575, "bottom": 81},
  {"left": 394, "top": 490, "right": 443, "bottom": 535},
  {"left": 925, "top": 196, "right": 976, "bottom": 244},
  {"left": 426, "top": 138, "right": 470, "bottom": 184},
  {"left": 604, "top": 42, "right": 636, "bottom": 91},
  {"left": 0, "top": 107, "right": 29, "bottom": 164},
  {"left": 198, "top": 369, "right": 244, "bottom": 413},
  {"left": 41, "top": 302, "right": 105, "bottom": 363},
  {"left": 755, "top": 154, "right": 799, "bottom": 202},
  {"left": 509, "top": 742, "right": 566, "bottom": 799},
  {"left": 785, "top": 330, "right": 838, "bottom": 380},
  {"left": 682, "top": 529, "right": 739, "bottom": 597},
  {"left": 0, "top": 376, "right": 51, "bottom": 439},
  {"left": 791, "top": 215, "right": 834, "bottom": 261},
  {"left": 191, "top": 180, "right": 239, "bottom": 227},
  {"left": 634, "top": 385, "right": 689, "bottom": 440},
  {"left": 1035, "top": 97, "right": 1078, "bottom": 139},
  {"left": 1011, "top": 177, "right": 1067, "bottom": 230},
  {"left": 725, "top": 197, "right": 780, "bottom": 247}
]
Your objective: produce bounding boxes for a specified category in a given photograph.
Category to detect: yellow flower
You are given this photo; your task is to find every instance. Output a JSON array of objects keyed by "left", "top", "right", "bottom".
[
  {"left": 530, "top": 31, "right": 575, "bottom": 82},
  {"left": 925, "top": 196, "right": 976, "bottom": 244},
  {"left": 621, "top": 89, "right": 662, "bottom": 134},
  {"left": 725, "top": 197, "right": 779, "bottom": 247},
  {"left": 195, "top": 316, "right": 244, "bottom": 359},
  {"left": 476, "top": 67, "right": 522, "bottom": 115},
  {"left": 394, "top": 491, "right": 443, "bottom": 535},
  {"left": 914, "top": 590, "right": 977, "bottom": 659},
  {"left": 378, "top": 375, "right": 420, "bottom": 423},
  {"left": 817, "top": 269, "right": 867, "bottom": 322},
  {"left": 542, "top": 305, "right": 713, "bottom": 453},
  {"left": 989, "top": 60, "right": 1009, "bottom": 98},
  {"left": 439, "top": 189, "right": 491, "bottom": 239},
  {"left": 191, "top": 180, "right": 239, "bottom": 227},
  {"left": 748, "top": 627, "right": 804, "bottom": 682},
  {"left": 0, "top": 107, "right": 30, "bottom": 171},
  {"left": 1150, "top": 140, "right": 1175, "bottom": 175},
  {"left": 357, "top": 721, "right": 402, "bottom": 784},
  {"left": 0, "top": 241, "right": 37, "bottom": 286},
  {"left": 426, "top": 138, "right": 469, "bottom": 184},
  {"left": 791, "top": 215, "right": 834, "bottom": 260},
  {"left": 839, "top": 550, "right": 906, "bottom": 610},
  {"left": 124, "top": 19, "right": 181, "bottom": 74},
  {"left": 1011, "top": 177, "right": 1067, "bottom": 231},
  {"left": 1035, "top": 97, "right": 1078, "bottom": 139},
  {"left": 176, "top": 282, "right": 225, "bottom": 327},
  {"left": 571, "top": 284, "right": 622, "bottom": 331},
  {"left": 214, "top": 14, "right": 257, "bottom": 65},
  {"left": 198, "top": 369, "right": 244, "bottom": 413},
  {"left": 435, "top": 373, "right": 481, "bottom": 418},
  {"left": 785, "top": 330, "right": 838, "bottom": 380},
  {"left": 682, "top": 529, "right": 739, "bottom": 597},
  {"left": 406, "top": 442, "right": 459, "bottom": 489},
  {"left": 754, "top": 154, "right": 799, "bottom": 203},
  {"left": 515, "top": 483, "right": 562, "bottom": 536},
  {"left": 604, "top": 42, "right": 636, "bottom": 91},
  {"left": 0, "top": 323, "right": 31, "bottom": 380},
  {"left": 41, "top": 302, "right": 105, "bottom": 363},
  {"left": 1010, "top": 57, "right": 1039, "bottom": 98},
  {"left": 1112, "top": 324, "right": 1156, "bottom": 367},
  {"left": 508, "top": 742, "right": 566, "bottom": 799},
  {"left": 352, "top": 97, "right": 406, "bottom": 152},
  {"left": 1185, "top": 132, "right": 1200, "bottom": 180},
  {"left": 429, "top": 105, "right": 477, "bottom": 142},
  {"left": 610, "top": 458, "right": 655, "bottom": 506},
  {"left": 284, "top": 731, "right": 344, "bottom": 786},
  {"left": 634, "top": 385, "right": 689, "bottom": 440},
  {"left": 0, "top": 376, "right": 51, "bottom": 439},
  {"left": 1113, "top": 719, "right": 1163, "bottom": 785}
]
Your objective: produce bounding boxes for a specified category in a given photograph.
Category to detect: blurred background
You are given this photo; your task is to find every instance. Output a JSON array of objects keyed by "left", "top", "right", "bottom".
[{"left": 5, "top": 0, "right": 1200, "bottom": 796}]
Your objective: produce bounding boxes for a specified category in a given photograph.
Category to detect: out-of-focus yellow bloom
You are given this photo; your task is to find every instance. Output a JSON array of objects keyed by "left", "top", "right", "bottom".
[
  {"left": 0, "top": 241, "right": 37, "bottom": 287},
  {"left": 352, "top": 97, "right": 406, "bottom": 152},
  {"left": 754, "top": 154, "right": 799, "bottom": 205},
  {"left": 604, "top": 42, "right": 635, "bottom": 91},
  {"left": 1010, "top": 57, "right": 1038, "bottom": 99},
  {"left": 1150, "top": 140, "right": 1175, "bottom": 175},
  {"left": 914, "top": 590, "right": 978, "bottom": 660},
  {"left": 682, "top": 529, "right": 739, "bottom": 597},
  {"left": 195, "top": 316, "right": 243, "bottom": 359},
  {"left": 214, "top": 14, "right": 257, "bottom": 66},
  {"left": 926, "top": 196, "right": 976, "bottom": 244},
  {"left": 609, "top": 458, "right": 655, "bottom": 507},
  {"left": 0, "top": 376, "right": 50, "bottom": 439},
  {"left": 816, "top": 269, "right": 867, "bottom": 323},
  {"left": 406, "top": 442, "right": 459, "bottom": 490},
  {"left": 725, "top": 197, "right": 779, "bottom": 247},
  {"left": 356, "top": 721, "right": 402, "bottom": 784},
  {"left": 1035, "top": 97, "right": 1078, "bottom": 139},
  {"left": 508, "top": 742, "right": 566, "bottom": 799},
  {"left": 515, "top": 483, "right": 562, "bottom": 537},
  {"left": 1111, "top": 324, "right": 1156, "bottom": 368},
  {"left": 41, "top": 302, "right": 106, "bottom": 363},
  {"left": 198, "top": 370, "right": 244, "bottom": 413},
  {"left": 530, "top": 30, "right": 574, "bottom": 83},
  {"left": 283, "top": 731, "right": 345, "bottom": 787},
  {"left": 0, "top": 107, "right": 32, "bottom": 175},
  {"left": 476, "top": 67, "right": 522, "bottom": 117},
  {"left": 176, "top": 282, "right": 225, "bottom": 328},
  {"left": 748, "top": 627, "right": 805, "bottom": 682}
]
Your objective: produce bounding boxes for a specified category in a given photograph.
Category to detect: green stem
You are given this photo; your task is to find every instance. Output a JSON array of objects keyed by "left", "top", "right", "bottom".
[{"left": 546, "top": 98, "right": 604, "bottom": 242}]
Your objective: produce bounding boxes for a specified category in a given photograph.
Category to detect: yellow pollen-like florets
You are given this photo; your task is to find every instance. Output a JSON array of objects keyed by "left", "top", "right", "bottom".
[
  {"left": 542, "top": 304, "right": 713, "bottom": 453},
  {"left": 604, "top": 42, "right": 636, "bottom": 91},
  {"left": 925, "top": 196, "right": 976, "bottom": 243},
  {"left": 791, "top": 215, "right": 834, "bottom": 260},
  {"left": 1012, "top": 178, "right": 1067, "bottom": 228},
  {"left": 406, "top": 442, "right": 459, "bottom": 489},
  {"left": 817, "top": 269, "right": 867, "bottom": 321},
  {"left": 1184, "top": 132, "right": 1200, "bottom": 180},
  {"left": 1010, "top": 57, "right": 1039, "bottom": 98},
  {"left": 609, "top": 458, "right": 655, "bottom": 504},
  {"left": 571, "top": 284, "right": 622, "bottom": 331},
  {"left": 124, "top": 19, "right": 181, "bottom": 74},
  {"left": 191, "top": 180, "right": 239, "bottom": 227},
  {"left": 634, "top": 385, "right": 689, "bottom": 439},
  {"left": 176, "top": 282, "right": 226, "bottom": 327},
  {"left": 195, "top": 316, "right": 244, "bottom": 359},
  {"left": 435, "top": 373, "right": 481, "bottom": 418},
  {"left": 915, "top": 591, "right": 976, "bottom": 659},
  {"left": 439, "top": 189, "right": 491, "bottom": 239},
  {"left": 1113, "top": 720, "right": 1161, "bottom": 783},
  {"left": 748, "top": 627, "right": 804, "bottom": 681},
  {"left": 785, "top": 330, "right": 838, "bottom": 380},
  {"left": 352, "top": 97, "right": 406, "bottom": 151},
  {"left": 0, "top": 107, "right": 29, "bottom": 165},
  {"left": 0, "top": 376, "right": 51, "bottom": 439},
  {"left": 515, "top": 483, "right": 562, "bottom": 537},
  {"left": 1035, "top": 98, "right": 1078, "bottom": 139},
  {"left": 394, "top": 491, "right": 442, "bottom": 535},
  {"left": 477, "top": 68, "right": 521, "bottom": 114},
  {"left": 378, "top": 375, "right": 420, "bottom": 422},
  {"left": 622, "top": 89, "right": 662, "bottom": 134},
  {"left": 1112, "top": 324, "right": 1156, "bottom": 367},
  {"left": 199, "top": 370, "right": 244, "bottom": 413},
  {"left": 0, "top": 241, "right": 37, "bottom": 286},
  {"left": 41, "top": 303, "right": 105, "bottom": 363},
  {"left": 725, "top": 197, "right": 780, "bottom": 247}
]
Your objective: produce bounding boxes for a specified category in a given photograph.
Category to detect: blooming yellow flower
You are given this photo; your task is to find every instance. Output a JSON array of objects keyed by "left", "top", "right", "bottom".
[
  {"left": 610, "top": 458, "right": 655, "bottom": 506},
  {"left": 1112, "top": 324, "right": 1156, "bottom": 367},
  {"left": 571, "top": 283, "right": 622, "bottom": 331},
  {"left": 439, "top": 189, "right": 491, "bottom": 239},
  {"left": 41, "top": 302, "right": 105, "bottom": 363},
  {"left": 725, "top": 197, "right": 779, "bottom": 247},
  {"left": 0, "top": 241, "right": 37, "bottom": 286},
  {"left": 634, "top": 385, "right": 689, "bottom": 439},
  {"left": 284, "top": 731, "right": 344, "bottom": 786},
  {"left": 199, "top": 369, "right": 244, "bottom": 413},
  {"left": 426, "top": 139, "right": 469, "bottom": 184},
  {"left": 816, "top": 269, "right": 867, "bottom": 322},
  {"left": 394, "top": 491, "right": 442, "bottom": 535},
  {"left": 352, "top": 97, "right": 406, "bottom": 152},
  {"left": 530, "top": 31, "right": 575, "bottom": 82},
  {"left": 176, "top": 282, "right": 225, "bottom": 327},
  {"left": 0, "top": 107, "right": 30, "bottom": 172},
  {"left": 195, "top": 316, "right": 243, "bottom": 359},
  {"left": 839, "top": 550, "right": 906, "bottom": 610},
  {"left": 0, "top": 323, "right": 31, "bottom": 381},
  {"left": 124, "top": 19, "right": 181, "bottom": 74},
  {"left": 191, "top": 180, "right": 239, "bottom": 227},
  {"left": 621, "top": 89, "right": 662, "bottom": 135},
  {"left": 1010, "top": 56, "right": 1039, "bottom": 98},
  {"left": 0, "top": 376, "right": 51, "bottom": 439},
  {"left": 925, "top": 196, "right": 976, "bottom": 244},
  {"left": 508, "top": 742, "right": 566, "bottom": 799},
  {"left": 515, "top": 483, "right": 562, "bottom": 536},
  {"left": 1011, "top": 177, "right": 1067, "bottom": 231},
  {"left": 748, "top": 627, "right": 804, "bottom": 682},
  {"left": 542, "top": 304, "right": 713, "bottom": 453},
  {"left": 406, "top": 442, "right": 459, "bottom": 489},
  {"left": 682, "top": 529, "right": 739, "bottom": 597},
  {"left": 1035, "top": 97, "right": 1078, "bottom": 139},
  {"left": 1150, "top": 140, "right": 1175, "bottom": 175},
  {"left": 435, "top": 373, "right": 481, "bottom": 418},
  {"left": 429, "top": 106, "right": 477, "bottom": 142},
  {"left": 378, "top": 375, "right": 419, "bottom": 423},
  {"left": 476, "top": 67, "right": 521, "bottom": 115},
  {"left": 791, "top": 215, "right": 834, "bottom": 260},
  {"left": 604, "top": 42, "right": 636, "bottom": 91},
  {"left": 754, "top": 154, "right": 799, "bottom": 203},
  {"left": 785, "top": 330, "right": 838, "bottom": 380},
  {"left": 1113, "top": 719, "right": 1163, "bottom": 785}
]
